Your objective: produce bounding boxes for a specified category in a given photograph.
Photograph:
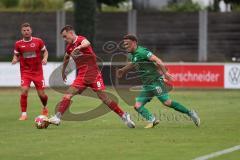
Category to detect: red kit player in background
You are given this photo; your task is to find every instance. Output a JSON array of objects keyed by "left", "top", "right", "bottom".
[
  {"left": 47, "top": 25, "right": 135, "bottom": 128},
  {"left": 12, "top": 23, "right": 49, "bottom": 120}
]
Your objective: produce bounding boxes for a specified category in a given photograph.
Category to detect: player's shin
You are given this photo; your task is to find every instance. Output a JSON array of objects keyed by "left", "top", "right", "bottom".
[
  {"left": 20, "top": 94, "right": 28, "bottom": 113},
  {"left": 106, "top": 100, "right": 124, "bottom": 117},
  {"left": 56, "top": 97, "right": 72, "bottom": 118},
  {"left": 19, "top": 94, "right": 28, "bottom": 120},
  {"left": 169, "top": 101, "right": 190, "bottom": 115},
  {"left": 135, "top": 105, "right": 155, "bottom": 122},
  {"left": 39, "top": 94, "right": 48, "bottom": 107}
]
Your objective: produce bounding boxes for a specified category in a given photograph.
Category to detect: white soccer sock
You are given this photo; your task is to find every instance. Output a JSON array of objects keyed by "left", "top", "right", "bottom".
[{"left": 21, "top": 112, "right": 27, "bottom": 116}]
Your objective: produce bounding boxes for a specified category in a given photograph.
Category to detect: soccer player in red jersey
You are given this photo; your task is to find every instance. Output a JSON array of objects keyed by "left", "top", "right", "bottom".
[
  {"left": 12, "top": 23, "right": 49, "bottom": 120},
  {"left": 48, "top": 25, "right": 135, "bottom": 128}
]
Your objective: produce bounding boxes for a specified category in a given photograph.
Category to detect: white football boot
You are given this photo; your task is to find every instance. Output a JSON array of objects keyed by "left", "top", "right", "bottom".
[
  {"left": 189, "top": 110, "right": 200, "bottom": 127},
  {"left": 122, "top": 112, "right": 135, "bottom": 128},
  {"left": 47, "top": 115, "right": 61, "bottom": 126}
]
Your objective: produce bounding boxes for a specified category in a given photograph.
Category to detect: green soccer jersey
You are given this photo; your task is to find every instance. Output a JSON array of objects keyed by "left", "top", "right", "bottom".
[{"left": 129, "top": 46, "right": 162, "bottom": 84}]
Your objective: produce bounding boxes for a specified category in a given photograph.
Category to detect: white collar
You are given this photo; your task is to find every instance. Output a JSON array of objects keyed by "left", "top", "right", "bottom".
[
  {"left": 22, "top": 37, "right": 32, "bottom": 42},
  {"left": 72, "top": 36, "right": 78, "bottom": 44}
]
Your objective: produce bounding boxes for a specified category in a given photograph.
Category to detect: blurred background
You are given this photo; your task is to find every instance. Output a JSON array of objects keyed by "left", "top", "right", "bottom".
[
  {"left": 0, "top": 0, "right": 240, "bottom": 62},
  {"left": 0, "top": 0, "right": 240, "bottom": 88}
]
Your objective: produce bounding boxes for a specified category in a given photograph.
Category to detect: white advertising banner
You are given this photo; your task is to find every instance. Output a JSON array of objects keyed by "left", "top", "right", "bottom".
[
  {"left": 0, "top": 62, "right": 76, "bottom": 87},
  {"left": 224, "top": 64, "right": 240, "bottom": 89},
  {"left": 0, "top": 62, "right": 20, "bottom": 86}
]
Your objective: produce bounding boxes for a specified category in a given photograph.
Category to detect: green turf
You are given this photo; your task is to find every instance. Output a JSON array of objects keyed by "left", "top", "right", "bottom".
[{"left": 0, "top": 88, "right": 239, "bottom": 160}]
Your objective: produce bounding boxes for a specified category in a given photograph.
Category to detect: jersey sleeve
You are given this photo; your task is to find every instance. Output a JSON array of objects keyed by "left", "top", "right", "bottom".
[
  {"left": 140, "top": 49, "right": 153, "bottom": 60},
  {"left": 65, "top": 45, "right": 71, "bottom": 55},
  {"left": 38, "top": 39, "right": 46, "bottom": 51},
  {"left": 127, "top": 53, "right": 132, "bottom": 62},
  {"left": 78, "top": 36, "right": 86, "bottom": 44},
  {"left": 14, "top": 42, "right": 20, "bottom": 55}
]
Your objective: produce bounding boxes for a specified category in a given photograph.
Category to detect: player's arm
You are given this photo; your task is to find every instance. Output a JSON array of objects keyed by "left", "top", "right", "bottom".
[
  {"left": 62, "top": 53, "right": 70, "bottom": 81},
  {"left": 12, "top": 43, "right": 20, "bottom": 64},
  {"left": 149, "top": 54, "right": 174, "bottom": 81},
  {"left": 12, "top": 53, "right": 19, "bottom": 64},
  {"left": 71, "top": 39, "right": 91, "bottom": 55},
  {"left": 41, "top": 48, "right": 48, "bottom": 65},
  {"left": 116, "top": 62, "right": 135, "bottom": 78}
]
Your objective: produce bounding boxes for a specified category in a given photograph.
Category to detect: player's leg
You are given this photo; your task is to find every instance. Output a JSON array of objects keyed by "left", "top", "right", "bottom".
[
  {"left": 152, "top": 79, "right": 200, "bottom": 126},
  {"left": 152, "top": 79, "right": 191, "bottom": 115},
  {"left": 158, "top": 95, "right": 191, "bottom": 115},
  {"left": 156, "top": 91, "right": 200, "bottom": 127},
  {"left": 19, "top": 76, "right": 31, "bottom": 120},
  {"left": 134, "top": 88, "right": 159, "bottom": 128},
  {"left": 96, "top": 90, "right": 135, "bottom": 128},
  {"left": 91, "top": 73, "right": 135, "bottom": 128},
  {"left": 33, "top": 75, "right": 49, "bottom": 116},
  {"left": 19, "top": 86, "right": 29, "bottom": 120},
  {"left": 48, "top": 86, "right": 84, "bottom": 125},
  {"left": 96, "top": 90, "right": 124, "bottom": 117},
  {"left": 36, "top": 89, "right": 48, "bottom": 116}
]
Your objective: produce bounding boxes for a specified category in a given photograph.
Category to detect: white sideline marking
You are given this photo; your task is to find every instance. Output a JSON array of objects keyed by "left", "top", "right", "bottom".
[{"left": 193, "top": 145, "right": 240, "bottom": 160}]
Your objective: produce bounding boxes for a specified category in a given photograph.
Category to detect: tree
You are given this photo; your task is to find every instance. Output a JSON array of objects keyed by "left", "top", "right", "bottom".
[
  {"left": 0, "top": 0, "right": 19, "bottom": 8},
  {"left": 212, "top": 0, "right": 240, "bottom": 11},
  {"left": 73, "top": 0, "right": 96, "bottom": 43},
  {"left": 97, "top": 0, "right": 126, "bottom": 11},
  {"left": 97, "top": 0, "right": 126, "bottom": 6}
]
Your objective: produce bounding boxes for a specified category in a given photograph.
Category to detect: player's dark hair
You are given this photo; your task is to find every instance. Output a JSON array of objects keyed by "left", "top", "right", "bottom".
[
  {"left": 60, "top": 25, "right": 74, "bottom": 34},
  {"left": 21, "top": 22, "right": 31, "bottom": 28},
  {"left": 123, "top": 34, "right": 138, "bottom": 43}
]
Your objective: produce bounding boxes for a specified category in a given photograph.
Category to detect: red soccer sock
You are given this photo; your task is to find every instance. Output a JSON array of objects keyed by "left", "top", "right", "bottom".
[
  {"left": 57, "top": 98, "right": 71, "bottom": 115},
  {"left": 20, "top": 94, "right": 28, "bottom": 112},
  {"left": 107, "top": 101, "right": 124, "bottom": 117},
  {"left": 39, "top": 95, "right": 48, "bottom": 107}
]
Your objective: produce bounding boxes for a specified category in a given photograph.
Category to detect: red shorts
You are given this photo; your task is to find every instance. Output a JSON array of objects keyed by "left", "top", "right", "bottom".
[
  {"left": 21, "top": 73, "right": 45, "bottom": 90},
  {"left": 71, "top": 73, "right": 105, "bottom": 92}
]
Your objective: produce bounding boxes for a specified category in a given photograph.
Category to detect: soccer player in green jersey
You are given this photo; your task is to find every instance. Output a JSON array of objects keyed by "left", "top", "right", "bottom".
[{"left": 117, "top": 34, "right": 200, "bottom": 128}]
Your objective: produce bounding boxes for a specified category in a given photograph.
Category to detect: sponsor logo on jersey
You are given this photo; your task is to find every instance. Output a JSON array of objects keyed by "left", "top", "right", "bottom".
[{"left": 23, "top": 52, "right": 37, "bottom": 58}]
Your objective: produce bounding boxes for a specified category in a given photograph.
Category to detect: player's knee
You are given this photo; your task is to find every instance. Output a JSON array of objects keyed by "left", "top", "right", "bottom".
[
  {"left": 134, "top": 102, "right": 142, "bottom": 109},
  {"left": 21, "top": 88, "right": 29, "bottom": 95},
  {"left": 163, "top": 99, "right": 172, "bottom": 107},
  {"left": 37, "top": 90, "right": 45, "bottom": 97},
  {"left": 63, "top": 94, "right": 73, "bottom": 100},
  {"left": 98, "top": 92, "right": 111, "bottom": 104}
]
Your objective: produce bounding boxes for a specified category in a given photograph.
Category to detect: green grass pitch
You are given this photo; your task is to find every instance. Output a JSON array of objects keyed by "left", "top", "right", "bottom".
[{"left": 0, "top": 88, "right": 239, "bottom": 160}]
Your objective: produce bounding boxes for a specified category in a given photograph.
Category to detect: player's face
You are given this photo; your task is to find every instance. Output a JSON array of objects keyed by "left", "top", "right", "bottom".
[
  {"left": 21, "top": 27, "right": 32, "bottom": 38},
  {"left": 61, "top": 30, "right": 75, "bottom": 43},
  {"left": 123, "top": 39, "right": 137, "bottom": 53}
]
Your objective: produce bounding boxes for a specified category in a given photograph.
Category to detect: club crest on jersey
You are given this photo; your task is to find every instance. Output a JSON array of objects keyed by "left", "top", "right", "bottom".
[{"left": 30, "top": 43, "right": 36, "bottom": 48}]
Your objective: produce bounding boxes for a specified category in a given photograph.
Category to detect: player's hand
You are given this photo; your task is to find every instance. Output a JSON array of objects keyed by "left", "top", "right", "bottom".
[
  {"left": 62, "top": 72, "right": 67, "bottom": 82},
  {"left": 116, "top": 69, "right": 124, "bottom": 78},
  {"left": 42, "top": 58, "right": 47, "bottom": 65},
  {"left": 164, "top": 72, "right": 175, "bottom": 81},
  {"left": 71, "top": 46, "right": 82, "bottom": 55},
  {"left": 11, "top": 57, "right": 19, "bottom": 64}
]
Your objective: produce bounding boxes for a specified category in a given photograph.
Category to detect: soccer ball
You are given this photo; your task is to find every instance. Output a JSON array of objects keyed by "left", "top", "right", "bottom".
[{"left": 34, "top": 115, "right": 49, "bottom": 129}]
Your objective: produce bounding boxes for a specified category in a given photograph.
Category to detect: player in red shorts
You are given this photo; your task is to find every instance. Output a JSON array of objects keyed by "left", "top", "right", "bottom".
[
  {"left": 12, "top": 23, "right": 49, "bottom": 120},
  {"left": 48, "top": 25, "right": 135, "bottom": 128}
]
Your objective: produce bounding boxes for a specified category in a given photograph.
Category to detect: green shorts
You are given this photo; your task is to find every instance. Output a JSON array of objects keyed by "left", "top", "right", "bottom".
[{"left": 136, "top": 78, "right": 170, "bottom": 104}]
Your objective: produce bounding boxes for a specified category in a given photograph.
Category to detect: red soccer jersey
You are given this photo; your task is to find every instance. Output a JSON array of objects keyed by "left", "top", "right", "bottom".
[
  {"left": 14, "top": 37, "right": 46, "bottom": 74},
  {"left": 66, "top": 35, "right": 100, "bottom": 80}
]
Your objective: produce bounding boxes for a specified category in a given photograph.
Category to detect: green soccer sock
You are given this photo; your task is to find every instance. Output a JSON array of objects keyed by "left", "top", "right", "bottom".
[
  {"left": 170, "top": 101, "right": 190, "bottom": 115},
  {"left": 135, "top": 106, "right": 154, "bottom": 122}
]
